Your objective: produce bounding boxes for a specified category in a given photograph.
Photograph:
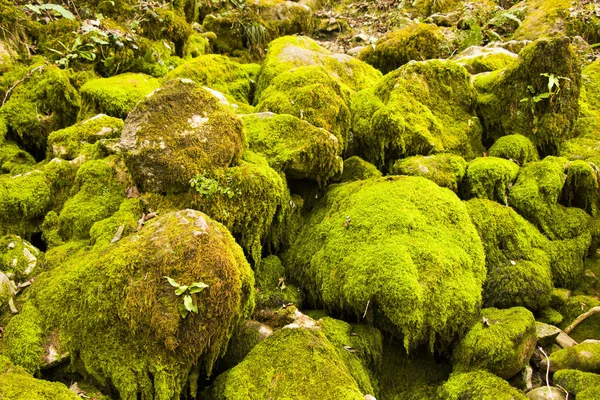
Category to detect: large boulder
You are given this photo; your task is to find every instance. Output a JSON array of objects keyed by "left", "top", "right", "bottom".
[
  {"left": 350, "top": 59, "right": 485, "bottom": 170},
  {"left": 546, "top": 341, "right": 600, "bottom": 373},
  {"left": 438, "top": 370, "right": 528, "bottom": 400},
  {"left": 3, "top": 210, "right": 255, "bottom": 399},
  {"left": 284, "top": 176, "right": 486, "bottom": 350},
  {"left": 553, "top": 369, "right": 600, "bottom": 396},
  {"left": 119, "top": 78, "right": 246, "bottom": 193}
]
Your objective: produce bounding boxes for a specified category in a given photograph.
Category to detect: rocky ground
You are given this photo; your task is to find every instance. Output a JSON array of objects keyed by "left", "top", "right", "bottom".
[{"left": 1, "top": 0, "right": 600, "bottom": 399}]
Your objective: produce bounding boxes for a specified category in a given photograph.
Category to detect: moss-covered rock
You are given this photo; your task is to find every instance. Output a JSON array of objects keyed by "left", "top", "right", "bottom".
[
  {"left": 547, "top": 341, "right": 600, "bottom": 373},
  {"left": 357, "top": 23, "right": 453, "bottom": 74},
  {"left": 88, "top": 197, "right": 142, "bottom": 248},
  {"left": 489, "top": 134, "right": 540, "bottom": 165},
  {"left": 3, "top": 209, "right": 255, "bottom": 399},
  {"left": 284, "top": 176, "right": 486, "bottom": 351},
  {"left": 47, "top": 115, "right": 124, "bottom": 160},
  {"left": 561, "top": 160, "right": 600, "bottom": 217},
  {"left": 391, "top": 154, "right": 467, "bottom": 192},
  {"left": 465, "top": 199, "right": 553, "bottom": 310},
  {"left": 242, "top": 112, "right": 343, "bottom": 184},
  {"left": 0, "top": 141, "right": 35, "bottom": 175},
  {"left": 164, "top": 55, "right": 252, "bottom": 104},
  {"left": 205, "top": 318, "right": 380, "bottom": 399},
  {"left": 557, "top": 295, "right": 600, "bottom": 342},
  {"left": 437, "top": 370, "right": 528, "bottom": 400},
  {"left": 120, "top": 78, "right": 246, "bottom": 193},
  {"left": 553, "top": 369, "right": 600, "bottom": 395},
  {"left": 340, "top": 156, "right": 382, "bottom": 183},
  {"left": 0, "top": 63, "right": 80, "bottom": 159},
  {"left": 452, "top": 307, "right": 537, "bottom": 379},
  {"left": 254, "top": 255, "right": 301, "bottom": 310},
  {"left": 453, "top": 46, "right": 518, "bottom": 75},
  {"left": 0, "top": 355, "right": 79, "bottom": 400},
  {"left": 351, "top": 59, "right": 484, "bottom": 170},
  {"left": 537, "top": 307, "right": 564, "bottom": 326},
  {"left": 476, "top": 38, "right": 581, "bottom": 156},
  {"left": 0, "top": 235, "right": 41, "bottom": 282},
  {"left": 463, "top": 157, "right": 519, "bottom": 203},
  {"left": 570, "top": 58, "right": 600, "bottom": 142},
  {"left": 79, "top": 73, "right": 160, "bottom": 120}
]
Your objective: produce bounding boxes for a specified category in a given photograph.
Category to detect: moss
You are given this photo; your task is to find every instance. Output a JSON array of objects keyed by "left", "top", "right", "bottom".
[
  {"left": 537, "top": 307, "right": 564, "bottom": 326},
  {"left": 0, "top": 356, "right": 79, "bottom": 400},
  {"left": 47, "top": 115, "right": 124, "bottom": 160},
  {"left": 391, "top": 154, "right": 467, "bottom": 192},
  {"left": 206, "top": 322, "right": 379, "bottom": 399},
  {"left": 254, "top": 255, "right": 301, "bottom": 310},
  {"left": 164, "top": 55, "right": 252, "bottom": 104},
  {"left": 0, "top": 159, "right": 75, "bottom": 236},
  {"left": 437, "top": 370, "right": 528, "bottom": 400},
  {"left": 476, "top": 38, "right": 581, "bottom": 156},
  {"left": 340, "top": 156, "right": 382, "bottom": 183},
  {"left": 488, "top": 134, "right": 540, "bottom": 165},
  {"left": 557, "top": 295, "right": 600, "bottom": 342},
  {"left": 242, "top": 112, "right": 343, "bottom": 185},
  {"left": 0, "top": 63, "right": 81, "bottom": 159},
  {"left": 0, "top": 141, "right": 35, "bottom": 175},
  {"left": 0, "top": 235, "right": 42, "bottom": 282},
  {"left": 357, "top": 23, "right": 452, "bottom": 74},
  {"left": 284, "top": 176, "right": 486, "bottom": 351},
  {"left": 465, "top": 199, "right": 553, "bottom": 310},
  {"left": 0, "top": 40, "right": 16, "bottom": 75},
  {"left": 120, "top": 78, "right": 246, "bottom": 193},
  {"left": 140, "top": 8, "right": 191, "bottom": 57},
  {"left": 561, "top": 160, "right": 600, "bottom": 216},
  {"left": 453, "top": 46, "right": 518, "bottom": 75},
  {"left": 578, "top": 387, "right": 600, "bottom": 400},
  {"left": 547, "top": 341, "right": 600, "bottom": 373},
  {"left": 185, "top": 33, "right": 210, "bottom": 59},
  {"left": 79, "top": 73, "right": 160, "bottom": 120},
  {"left": 2, "top": 303, "right": 44, "bottom": 374},
  {"left": 57, "top": 159, "right": 125, "bottom": 241},
  {"left": 512, "top": 0, "right": 571, "bottom": 40},
  {"left": 350, "top": 59, "right": 485, "bottom": 170},
  {"left": 463, "top": 157, "right": 519, "bottom": 203},
  {"left": 88, "top": 198, "right": 143, "bottom": 248},
  {"left": 554, "top": 369, "right": 600, "bottom": 395},
  {"left": 5, "top": 210, "right": 254, "bottom": 399},
  {"left": 452, "top": 307, "right": 537, "bottom": 379},
  {"left": 571, "top": 58, "right": 600, "bottom": 140}
]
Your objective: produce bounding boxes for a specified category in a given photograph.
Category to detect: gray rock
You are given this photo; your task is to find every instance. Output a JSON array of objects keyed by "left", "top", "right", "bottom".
[
  {"left": 526, "top": 387, "right": 566, "bottom": 400},
  {"left": 536, "top": 322, "right": 561, "bottom": 347}
]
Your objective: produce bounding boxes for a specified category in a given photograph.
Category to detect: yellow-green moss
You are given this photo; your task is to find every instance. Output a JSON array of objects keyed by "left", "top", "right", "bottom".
[
  {"left": 2, "top": 303, "right": 44, "bottom": 375},
  {"left": 254, "top": 255, "right": 301, "bottom": 309},
  {"left": 547, "top": 341, "right": 600, "bottom": 373},
  {"left": 0, "top": 234, "right": 42, "bottom": 282},
  {"left": 88, "top": 198, "right": 142, "bottom": 248},
  {"left": 0, "top": 141, "right": 35, "bottom": 175},
  {"left": 571, "top": 58, "right": 600, "bottom": 140},
  {"left": 79, "top": 73, "right": 160, "bottom": 120},
  {"left": 391, "top": 154, "right": 466, "bottom": 192},
  {"left": 284, "top": 176, "right": 486, "bottom": 351},
  {"left": 557, "top": 295, "right": 600, "bottom": 342},
  {"left": 466, "top": 199, "right": 553, "bottom": 310},
  {"left": 553, "top": 369, "right": 600, "bottom": 395},
  {"left": 357, "top": 23, "right": 452, "bottom": 74},
  {"left": 463, "top": 157, "right": 519, "bottom": 203},
  {"left": 454, "top": 46, "right": 518, "bottom": 75},
  {"left": 351, "top": 59, "right": 485, "bottom": 170},
  {"left": 452, "top": 307, "right": 537, "bottom": 379},
  {"left": 437, "top": 370, "right": 528, "bottom": 400},
  {"left": 488, "top": 134, "right": 540, "bottom": 165},
  {"left": 537, "top": 307, "right": 564, "bottom": 326},
  {"left": 340, "top": 156, "right": 382, "bottom": 183}
]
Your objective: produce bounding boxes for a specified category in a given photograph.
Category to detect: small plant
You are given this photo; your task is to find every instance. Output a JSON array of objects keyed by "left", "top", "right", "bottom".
[
  {"left": 190, "top": 175, "right": 235, "bottom": 198},
  {"left": 520, "top": 73, "right": 571, "bottom": 133},
  {"left": 47, "top": 36, "right": 100, "bottom": 68},
  {"left": 165, "top": 276, "right": 209, "bottom": 318}
]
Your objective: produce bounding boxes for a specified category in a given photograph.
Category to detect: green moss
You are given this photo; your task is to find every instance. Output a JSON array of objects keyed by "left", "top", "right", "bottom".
[
  {"left": 0, "top": 63, "right": 81, "bottom": 159},
  {"left": 206, "top": 322, "right": 378, "bottom": 399},
  {"left": 243, "top": 112, "right": 343, "bottom": 185},
  {"left": 578, "top": 387, "right": 600, "bottom": 400},
  {"left": 454, "top": 46, "right": 517, "bottom": 75},
  {"left": 4, "top": 210, "right": 254, "bottom": 399},
  {"left": 547, "top": 341, "right": 600, "bottom": 373},
  {"left": 357, "top": 23, "right": 452, "bottom": 74},
  {"left": 463, "top": 157, "right": 519, "bottom": 203},
  {"left": 554, "top": 369, "right": 600, "bottom": 396},
  {"left": 391, "top": 154, "right": 466, "bottom": 192},
  {"left": 537, "top": 307, "right": 564, "bottom": 326},
  {"left": 0, "top": 356, "right": 79, "bottom": 400},
  {"left": 120, "top": 78, "right": 246, "bottom": 193},
  {"left": 79, "top": 73, "right": 160, "bottom": 120},
  {"left": 557, "top": 295, "right": 600, "bottom": 342},
  {"left": 351, "top": 59, "right": 484, "bottom": 170},
  {"left": 0, "top": 141, "right": 35, "bottom": 175},
  {"left": 437, "top": 370, "right": 528, "bottom": 400},
  {"left": 476, "top": 38, "right": 581, "bottom": 156},
  {"left": 284, "top": 176, "right": 486, "bottom": 351},
  {"left": 512, "top": 0, "right": 571, "bottom": 40},
  {"left": 254, "top": 255, "right": 301, "bottom": 309},
  {"left": 452, "top": 307, "right": 537, "bottom": 379},
  {"left": 2, "top": 303, "right": 44, "bottom": 374},
  {"left": 0, "top": 235, "right": 42, "bottom": 282},
  {"left": 488, "top": 134, "right": 540, "bottom": 165},
  {"left": 185, "top": 33, "right": 210, "bottom": 59},
  {"left": 0, "top": 40, "right": 16, "bottom": 75},
  {"left": 57, "top": 159, "right": 125, "bottom": 241},
  {"left": 561, "top": 160, "right": 600, "bottom": 216},
  {"left": 140, "top": 8, "right": 191, "bottom": 56},
  {"left": 47, "top": 115, "right": 124, "bottom": 160},
  {"left": 89, "top": 198, "right": 142, "bottom": 248},
  {"left": 164, "top": 55, "right": 252, "bottom": 104},
  {"left": 466, "top": 199, "right": 553, "bottom": 310},
  {"left": 340, "top": 156, "right": 382, "bottom": 183}
]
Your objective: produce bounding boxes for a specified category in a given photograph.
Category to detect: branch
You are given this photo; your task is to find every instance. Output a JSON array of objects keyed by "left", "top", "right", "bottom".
[{"left": 565, "top": 306, "right": 600, "bottom": 335}]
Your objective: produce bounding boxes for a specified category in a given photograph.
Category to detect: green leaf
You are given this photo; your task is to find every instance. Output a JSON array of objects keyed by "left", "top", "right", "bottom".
[
  {"left": 38, "top": 4, "right": 76, "bottom": 19},
  {"left": 164, "top": 276, "right": 179, "bottom": 288},
  {"left": 25, "top": 4, "right": 42, "bottom": 14},
  {"left": 175, "top": 286, "right": 188, "bottom": 296},
  {"left": 179, "top": 303, "right": 189, "bottom": 318},
  {"left": 184, "top": 295, "right": 194, "bottom": 312},
  {"left": 189, "top": 282, "right": 209, "bottom": 294}
]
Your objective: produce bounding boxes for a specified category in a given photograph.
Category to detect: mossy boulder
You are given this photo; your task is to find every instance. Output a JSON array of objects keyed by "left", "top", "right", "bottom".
[
  {"left": 391, "top": 154, "right": 467, "bottom": 192},
  {"left": 164, "top": 55, "right": 252, "bottom": 104},
  {"left": 489, "top": 134, "right": 540, "bottom": 165},
  {"left": 47, "top": 115, "right": 124, "bottom": 160},
  {"left": 437, "top": 370, "right": 528, "bottom": 400},
  {"left": 0, "top": 63, "right": 80, "bottom": 159},
  {"left": 453, "top": 46, "right": 518, "bottom": 75},
  {"left": 0, "top": 234, "right": 41, "bottom": 282},
  {"left": 463, "top": 157, "right": 519, "bottom": 203},
  {"left": 79, "top": 73, "right": 160, "bottom": 120},
  {"left": 452, "top": 307, "right": 537, "bottom": 379},
  {"left": 205, "top": 318, "right": 381, "bottom": 399},
  {"left": 557, "top": 295, "right": 600, "bottom": 342},
  {"left": 254, "top": 255, "right": 301, "bottom": 310},
  {"left": 284, "top": 176, "right": 486, "bottom": 350},
  {"left": 465, "top": 199, "right": 553, "bottom": 310},
  {"left": 357, "top": 23, "right": 452, "bottom": 74},
  {"left": 3, "top": 210, "right": 255, "bottom": 399},
  {"left": 553, "top": 369, "right": 600, "bottom": 395},
  {"left": 547, "top": 341, "right": 600, "bottom": 373},
  {"left": 570, "top": 58, "right": 600, "bottom": 142},
  {"left": 476, "top": 38, "right": 581, "bottom": 156},
  {"left": 350, "top": 59, "right": 485, "bottom": 170},
  {"left": 561, "top": 160, "right": 600, "bottom": 216},
  {"left": 340, "top": 156, "right": 382, "bottom": 183},
  {"left": 0, "top": 356, "right": 79, "bottom": 400},
  {"left": 0, "top": 140, "right": 35, "bottom": 174},
  {"left": 119, "top": 78, "right": 246, "bottom": 193},
  {"left": 242, "top": 112, "right": 343, "bottom": 184},
  {"left": 88, "top": 197, "right": 142, "bottom": 248}
]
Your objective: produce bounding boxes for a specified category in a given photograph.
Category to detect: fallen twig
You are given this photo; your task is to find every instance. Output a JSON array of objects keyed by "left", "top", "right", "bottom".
[
  {"left": 2, "top": 65, "right": 45, "bottom": 106},
  {"left": 565, "top": 306, "right": 600, "bottom": 334}
]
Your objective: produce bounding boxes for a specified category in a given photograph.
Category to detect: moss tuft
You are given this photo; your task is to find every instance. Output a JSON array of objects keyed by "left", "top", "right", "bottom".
[
  {"left": 488, "top": 134, "right": 540, "bottom": 165},
  {"left": 437, "top": 370, "right": 528, "bottom": 400},
  {"left": 340, "top": 156, "right": 382, "bottom": 183},
  {"left": 463, "top": 157, "right": 519, "bottom": 203},
  {"left": 553, "top": 369, "right": 600, "bottom": 395},
  {"left": 391, "top": 154, "right": 466, "bottom": 192},
  {"left": 0, "top": 141, "right": 35, "bottom": 175}
]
